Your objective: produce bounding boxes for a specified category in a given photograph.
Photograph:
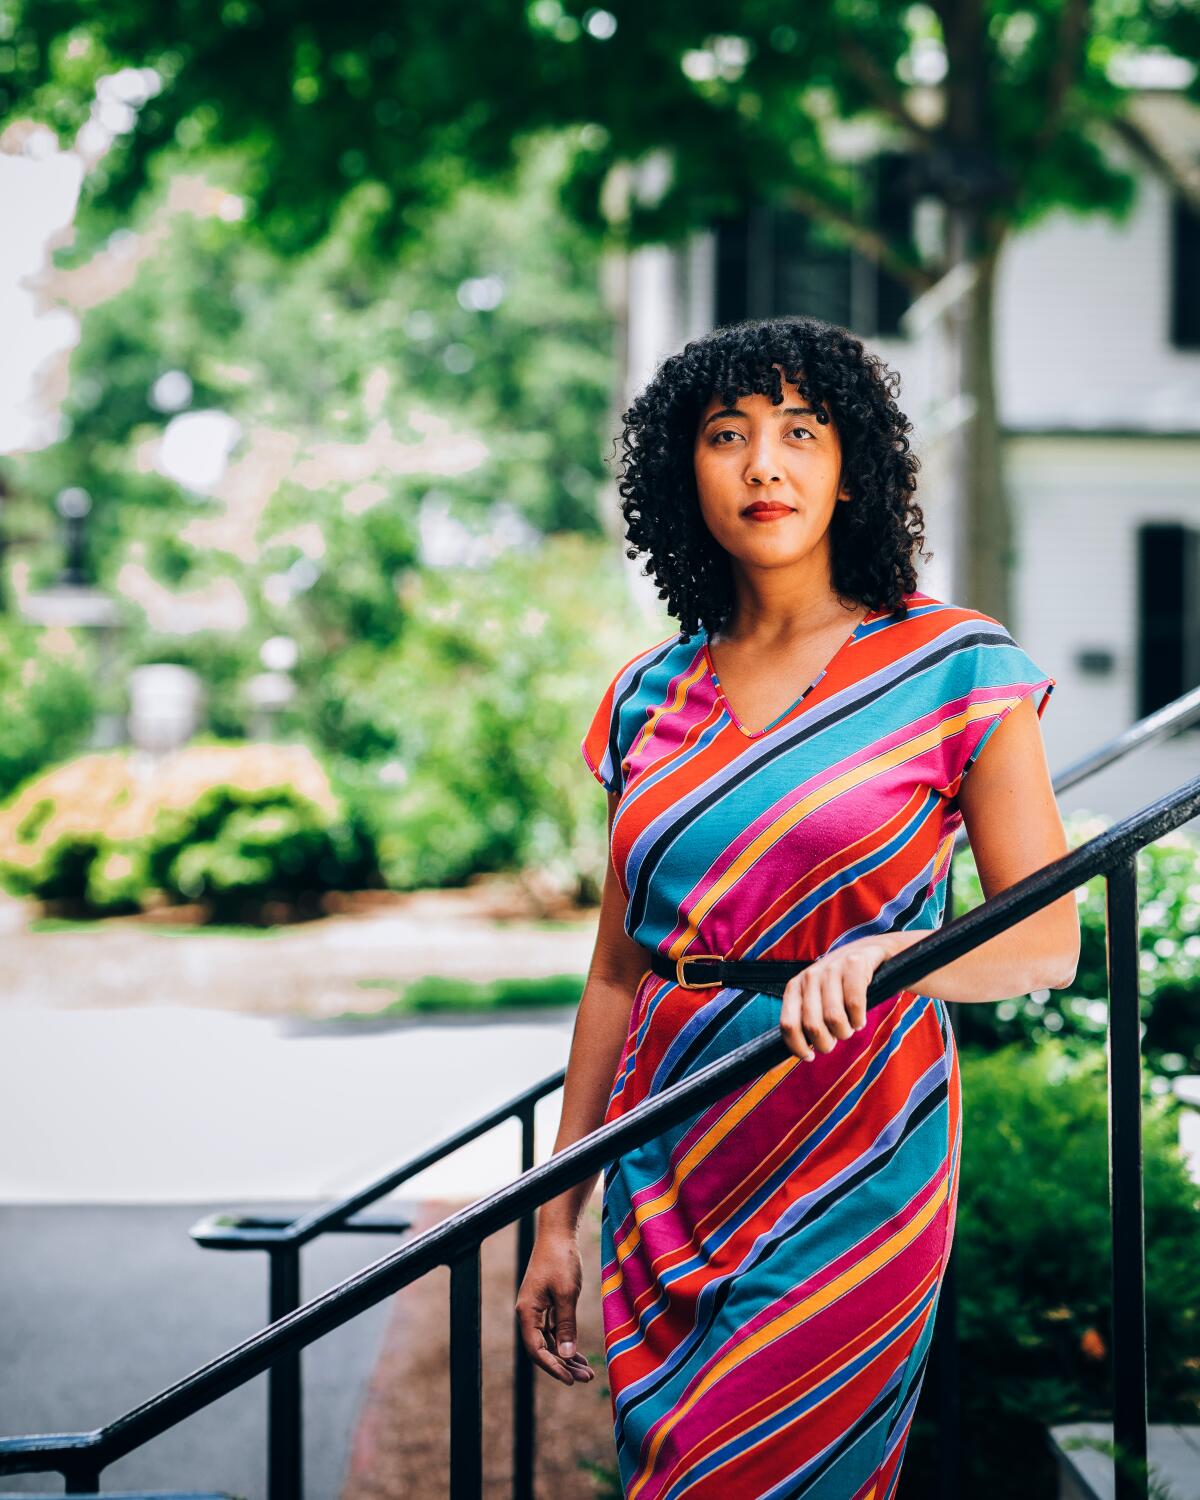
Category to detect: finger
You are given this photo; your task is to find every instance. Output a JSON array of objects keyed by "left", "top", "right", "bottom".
[
  {"left": 515, "top": 1294, "right": 545, "bottom": 1357},
  {"left": 516, "top": 1296, "right": 576, "bottom": 1385},
  {"left": 551, "top": 1291, "right": 579, "bottom": 1360},
  {"left": 779, "top": 975, "right": 814, "bottom": 1060},
  {"left": 544, "top": 1323, "right": 594, "bottom": 1383},
  {"left": 561, "top": 1348, "right": 595, "bottom": 1379},
  {"left": 802, "top": 972, "right": 837, "bottom": 1053},
  {"left": 525, "top": 1319, "right": 576, "bottom": 1383},
  {"left": 542, "top": 1322, "right": 583, "bottom": 1384},
  {"left": 843, "top": 960, "right": 869, "bottom": 1032},
  {"left": 821, "top": 965, "right": 855, "bottom": 1041}
]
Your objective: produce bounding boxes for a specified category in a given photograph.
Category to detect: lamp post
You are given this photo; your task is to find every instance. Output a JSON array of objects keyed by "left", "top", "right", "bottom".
[
  {"left": 19, "top": 487, "right": 124, "bottom": 747},
  {"left": 245, "top": 635, "right": 298, "bottom": 741}
]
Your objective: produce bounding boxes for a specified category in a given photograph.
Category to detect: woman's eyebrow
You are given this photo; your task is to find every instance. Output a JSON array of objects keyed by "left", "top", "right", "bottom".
[{"left": 702, "top": 404, "right": 819, "bottom": 429}]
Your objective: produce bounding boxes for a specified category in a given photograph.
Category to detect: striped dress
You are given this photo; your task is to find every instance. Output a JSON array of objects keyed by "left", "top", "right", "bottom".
[{"left": 579, "top": 589, "right": 1055, "bottom": 1500}]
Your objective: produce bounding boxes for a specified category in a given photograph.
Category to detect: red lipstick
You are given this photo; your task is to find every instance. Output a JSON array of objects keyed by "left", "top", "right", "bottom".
[{"left": 742, "top": 502, "right": 793, "bottom": 521}]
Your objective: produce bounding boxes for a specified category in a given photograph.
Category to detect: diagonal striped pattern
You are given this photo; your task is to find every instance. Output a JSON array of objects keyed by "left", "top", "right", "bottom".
[{"left": 580, "top": 590, "right": 1054, "bottom": 1498}]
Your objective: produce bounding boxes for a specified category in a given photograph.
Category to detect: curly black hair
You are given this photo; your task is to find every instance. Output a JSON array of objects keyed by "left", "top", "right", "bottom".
[{"left": 611, "top": 315, "right": 929, "bottom": 639}]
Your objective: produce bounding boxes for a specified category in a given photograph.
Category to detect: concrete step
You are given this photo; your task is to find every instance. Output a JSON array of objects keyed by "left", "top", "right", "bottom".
[{"left": 1048, "top": 1421, "right": 1200, "bottom": 1500}]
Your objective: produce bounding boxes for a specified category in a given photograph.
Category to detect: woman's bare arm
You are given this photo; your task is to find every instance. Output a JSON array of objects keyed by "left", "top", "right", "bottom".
[
  {"left": 779, "top": 694, "right": 1082, "bottom": 1058},
  {"left": 899, "top": 692, "right": 1081, "bottom": 1001},
  {"left": 538, "top": 788, "right": 649, "bottom": 1237},
  {"left": 515, "top": 789, "right": 648, "bottom": 1386}
]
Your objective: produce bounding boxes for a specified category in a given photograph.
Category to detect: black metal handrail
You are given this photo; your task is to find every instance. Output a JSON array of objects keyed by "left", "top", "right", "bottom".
[
  {"left": 182, "top": 675, "right": 1200, "bottom": 1499},
  {"left": 187, "top": 1068, "right": 565, "bottom": 1499},
  {"left": 1045, "top": 679, "right": 1200, "bottom": 796},
  {"left": 3, "top": 770, "right": 1199, "bottom": 1499}
]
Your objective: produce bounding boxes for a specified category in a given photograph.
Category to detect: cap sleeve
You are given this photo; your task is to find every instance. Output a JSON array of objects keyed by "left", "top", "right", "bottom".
[
  {"left": 934, "top": 621, "right": 1056, "bottom": 801},
  {"left": 581, "top": 668, "right": 629, "bottom": 795}
]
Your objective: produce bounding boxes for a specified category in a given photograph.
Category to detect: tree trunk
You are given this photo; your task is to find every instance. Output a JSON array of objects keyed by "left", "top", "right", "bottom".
[
  {"left": 942, "top": 194, "right": 1013, "bottom": 627},
  {"left": 961, "top": 243, "right": 1013, "bottom": 626}
]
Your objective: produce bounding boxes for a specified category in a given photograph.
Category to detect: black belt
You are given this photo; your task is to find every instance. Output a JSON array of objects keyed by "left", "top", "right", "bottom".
[{"left": 646, "top": 948, "right": 813, "bottom": 999}]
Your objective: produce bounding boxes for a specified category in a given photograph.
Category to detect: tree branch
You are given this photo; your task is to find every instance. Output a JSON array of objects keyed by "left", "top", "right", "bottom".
[
  {"left": 836, "top": 36, "right": 935, "bottom": 143},
  {"left": 1030, "top": 0, "right": 1090, "bottom": 157},
  {"left": 779, "top": 182, "right": 940, "bottom": 295}
]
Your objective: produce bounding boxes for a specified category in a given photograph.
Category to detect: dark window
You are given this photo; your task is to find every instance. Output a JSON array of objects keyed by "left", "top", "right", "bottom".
[
  {"left": 714, "top": 154, "right": 915, "bottom": 337},
  {"left": 1170, "top": 195, "right": 1200, "bottom": 349},
  {"left": 1137, "top": 522, "right": 1200, "bottom": 723},
  {"left": 874, "top": 153, "right": 914, "bottom": 336}
]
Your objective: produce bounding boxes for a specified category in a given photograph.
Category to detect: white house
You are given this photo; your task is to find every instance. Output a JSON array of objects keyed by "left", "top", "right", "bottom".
[{"left": 615, "top": 93, "right": 1200, "bottom": 826}]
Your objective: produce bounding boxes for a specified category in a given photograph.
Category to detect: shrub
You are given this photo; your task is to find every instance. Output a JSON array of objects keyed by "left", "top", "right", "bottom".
[
  {"left": 950, "top": 818, "right": 1200, "bottom": 1077},
  {"left": 0, "top": 740, "right": 377, "bottom": 920},
  {"left": 0, "top": 618, "right": 96, "bottom": 802},
  {"left": 898, "top": 1040, "right": 1200, "bottom": 1499},
  {"left": 322, "top": 533, "right": 649, "bottom": 902}
]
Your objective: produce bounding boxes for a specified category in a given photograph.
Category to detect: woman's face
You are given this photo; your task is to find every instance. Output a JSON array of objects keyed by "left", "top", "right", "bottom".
[{"left": 692, "top": 366, "right": 849, "bottom": 574}]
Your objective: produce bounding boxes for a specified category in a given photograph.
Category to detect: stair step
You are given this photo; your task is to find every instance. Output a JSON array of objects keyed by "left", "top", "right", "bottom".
[{"left": 1047, "top": 1422, "right": 1200, "bottom": 1500}]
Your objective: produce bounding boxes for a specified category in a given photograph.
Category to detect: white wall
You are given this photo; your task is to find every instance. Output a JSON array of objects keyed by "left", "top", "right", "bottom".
[
  {"left": 1006, "top": 433, "right": 1200, "bottom": 826},
  {"left": 994, "top": 170, "right": 1200, "bottom": 434},
  {"left": 621, "top": 156, "right": 1200, "bottom": 821}
]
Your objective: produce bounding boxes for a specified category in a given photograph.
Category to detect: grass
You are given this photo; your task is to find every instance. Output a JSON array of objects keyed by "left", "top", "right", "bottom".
[
  {"left": 333, "top": 971, "right": 586, "bottom": 1020},
  {"left": 28, "top": 915, "right": 282, "bottom": 938}
]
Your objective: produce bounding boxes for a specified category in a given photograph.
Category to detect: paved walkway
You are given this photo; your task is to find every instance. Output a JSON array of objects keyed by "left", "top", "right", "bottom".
[
  {"left": 0, "top": 878, "right": 590, "bottom": 1203},
  {"left": 0, "top": 1199, "right": 413, "bottom": 1498},
  {"left": 340, "top": 1197, "right": 615, "bottom": 1500},
  {"left": 1, "top": 1004, "right": 576, "bottom": 1203},
  {"left": 0, "top": 883, "right": 602, "bottom": 1495},
  {"left": 0, "top": 880, "right": 598, "bottom": 1019}
]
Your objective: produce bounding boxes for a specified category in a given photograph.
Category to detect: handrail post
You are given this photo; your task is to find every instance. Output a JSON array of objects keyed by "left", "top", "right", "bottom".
[
  {"left": 450, "top": 1244, "right": 483, "bottom": 1500},
  {"left": 60, "top": 1458, "right": 101, "bottom": 1493},
  {"left": 267, "top": 1242, "right": 303, "bottom": 1500},
  {"left": 935, "top": 843, "right": 962, "bottom": 1499},
  {"left": 1106, "top": 857, "right": 1149, "bottom": 1499},
  {"left": 6, "top": 772, "right": 1200, "bottom": 1495},
  {"left": 513, "top": 1100, "right": 537, "bottom": 1500}
]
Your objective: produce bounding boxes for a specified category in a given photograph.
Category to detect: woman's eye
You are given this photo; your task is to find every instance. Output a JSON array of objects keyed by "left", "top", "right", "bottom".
[{"left": 709, "top": 426, "right": 813, "bottom": 444}]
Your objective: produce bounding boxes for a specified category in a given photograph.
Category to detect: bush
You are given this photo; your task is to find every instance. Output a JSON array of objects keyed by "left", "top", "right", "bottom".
[
  {"left": 322, "top": 533, "right": 649, "bottom": 902},
  {"left": 949, "top": 818, "right": 1200, "bottom": 1077},
  {"left": 898, "top": 1039, "right": 1200, "bottom": 1499},
  {"left": 0, "top": 739, "right": 378, "bottom": 920},
  {"left": 0, "top": 618, "right": 96, "bottom": 802}
]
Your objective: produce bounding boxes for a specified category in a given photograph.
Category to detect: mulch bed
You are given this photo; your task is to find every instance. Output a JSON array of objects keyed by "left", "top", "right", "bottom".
[{"left": 340, "top": 1191, "right": 618, "bottom": 1500}]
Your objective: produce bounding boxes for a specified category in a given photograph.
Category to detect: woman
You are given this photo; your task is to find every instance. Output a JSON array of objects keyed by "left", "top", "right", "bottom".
[{"left": 516, "top": 315, "right": 1080, "bottom": 1499}]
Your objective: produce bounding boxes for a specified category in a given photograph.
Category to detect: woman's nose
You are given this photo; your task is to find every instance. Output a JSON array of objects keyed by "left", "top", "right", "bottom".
[{"left": 743, "top": 435, "right": 782, "bottom": 485}]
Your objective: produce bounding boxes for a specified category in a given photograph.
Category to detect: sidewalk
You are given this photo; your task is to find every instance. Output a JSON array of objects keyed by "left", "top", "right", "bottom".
[
  {"left": 1, "top": 1003, "right": 576, "bottom": 1203},
  {"left": 0, "top": 1199, "right": 402, "bottom": 1498},
  {"left": 0, "top": 880, "right": 598, "bottom": 1019},
  {"left": 0, "top": 883, "right": 606, "bottom": 1495}
]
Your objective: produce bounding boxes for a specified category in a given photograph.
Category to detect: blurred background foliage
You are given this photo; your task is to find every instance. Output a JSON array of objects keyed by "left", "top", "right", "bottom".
[
  {"left": 0, "top": 532, "right": 643, "bottom": 913},
  {"left": 7, "top": 126, "right": 617, "bottom": 590},
  {"left": 0, "top": 614, "right": 97, "bottom": 798},
  {"left": 902, "top": 1040, "right": 1200, "bottom": 1499},
  {"left": 1, "top": 6, "right": 1199, "bottom": 1492},
  {"left": 952, "top": 827, "right": 1200, "bottom": 1079},
  {"left": 0, "top": 126, "right": 647, "bottom": 911}
]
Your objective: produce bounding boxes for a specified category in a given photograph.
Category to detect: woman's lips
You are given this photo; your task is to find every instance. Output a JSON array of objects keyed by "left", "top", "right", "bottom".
[{"left": 742, "top": 504, "right": 793, "bottom": 522}]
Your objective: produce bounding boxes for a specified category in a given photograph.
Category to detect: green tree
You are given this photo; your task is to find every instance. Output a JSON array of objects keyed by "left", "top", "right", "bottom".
[
  {"left": 8, "top": 128, "right": 614, "bottom": 588},
  {"left": 5, "top": 2, "right": 1199, "bottom": 620}
]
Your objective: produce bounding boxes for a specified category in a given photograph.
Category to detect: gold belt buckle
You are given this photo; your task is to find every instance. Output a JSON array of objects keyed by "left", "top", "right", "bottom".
[{"left": 676, "top": 953, "right": 723, "bottom": 990}]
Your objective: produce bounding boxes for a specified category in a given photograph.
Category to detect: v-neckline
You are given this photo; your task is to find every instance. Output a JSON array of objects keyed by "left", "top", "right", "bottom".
[{"left": 700, "top": 607, "right": 877, "bottom": 739}]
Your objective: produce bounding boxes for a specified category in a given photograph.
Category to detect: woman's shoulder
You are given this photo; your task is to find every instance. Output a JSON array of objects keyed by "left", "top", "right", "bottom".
[
  {"left": 605, "top": 624, "right": 701, "bottom": 686},
  {"left": 891, "top": 590, "right": 1053, "bottom": 702},
  {"left": 887, "top": 589, "right": 1013, "bottom": 642}
]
